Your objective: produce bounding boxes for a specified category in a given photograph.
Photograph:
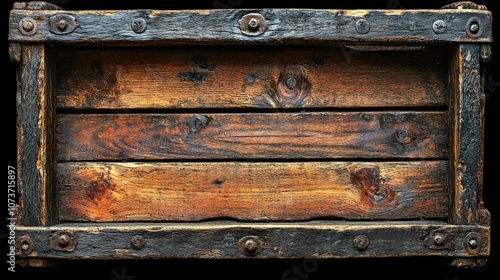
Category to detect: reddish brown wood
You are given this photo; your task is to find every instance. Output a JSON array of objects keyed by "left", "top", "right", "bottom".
[
  {"left": 57, "top": 112, "right": 449, "bottom": 161},
  {"left": 55, "top": 47, "right": 448, "bottom": 109},
  {"left": 57, "top": 161, "right": 449, "bottom": 222}
]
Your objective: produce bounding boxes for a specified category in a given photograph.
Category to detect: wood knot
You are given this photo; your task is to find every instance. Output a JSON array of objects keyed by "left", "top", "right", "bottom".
[
  {"left": 351, "top": 167, "right": 396, "bottom": 207},
  {"left": 395, "top": 128, "right": 413, "bottom": 145},
  {"left": 273, "top": 66, "right": 311, "bottom": 108},
  {"left": 190, "top": 115, "right": 212, "bottom": 133}
]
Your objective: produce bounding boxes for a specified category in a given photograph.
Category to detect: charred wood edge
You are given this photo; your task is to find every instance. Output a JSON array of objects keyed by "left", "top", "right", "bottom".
[
  {"left": 9, "top": 42, "right": 21, "bottom": 63},
  {"left": 441, "top": 1, "right": 488, "bottom": 10},
  {"left": 474, "top": 3, "right": 492, "bottom": 228},
  {"left": 13, "top": 1, "right": 62, "bottom": 11},
  {"left": 7, "top": 8, "right": 493, "bottom": 44},
  {"left": 447, "top": 43, "right": 491, "bottom": 271},
  {"left": 16, "top": 44, "right": 57, "bottom": 227},
  {"left": 13, "top": 222, "right": 489, "bottom": 265},
  {"left": 448, "top": 44, "right": 483, "bottom": 226},
  {"left": 478, "top": 44, "right": 491, "bottom": 226}
]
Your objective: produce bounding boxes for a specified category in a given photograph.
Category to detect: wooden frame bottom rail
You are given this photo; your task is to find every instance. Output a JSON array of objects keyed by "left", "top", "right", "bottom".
[{"left": 14, "top": 221, "right": 489, "bottom": 260}]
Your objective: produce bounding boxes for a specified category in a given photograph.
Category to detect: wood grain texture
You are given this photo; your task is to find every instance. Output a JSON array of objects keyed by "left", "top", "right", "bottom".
[
  {"left": 15, "top": 222, "right": 490, "bottom": 259},
  {"left": 55, "top": 47, "right": 448, "bottom": 109},
  {"left": 16, "top": 44, "right": 56, "bottom": 226},
  {"left": 448, "top": 44, "right": 482, "bottom": 225},
  {"left": 57, "top": 161, "right": 449, "bottom": 222},
  {"left": 8, "top": 9, "right": 493, "bottom": 44},
  {"left": 56, "top": 112, "right": 449, "bottom": 161}
]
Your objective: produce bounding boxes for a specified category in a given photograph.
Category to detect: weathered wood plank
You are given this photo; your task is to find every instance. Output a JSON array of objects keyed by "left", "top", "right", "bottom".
[
  {"left": 56, "top": 112, "right": 449, "bottom": 161},
  {"left": 15, "top": 222, "right": 490, "bottom": 259},
  {"left": 16, "top": 44, "right": 57, "bottom": 226},
  {"left": 8, "top": 9, "right": 493, "bottom": 44},
  {"left": 57, "top": 161, "right": 449, "bottom": 222},
  {"left": 448, "top": 44, "right": 482, "bottom": 225},
  {"left": 55, "top": 47, "right": 448, "bottom": 109}
]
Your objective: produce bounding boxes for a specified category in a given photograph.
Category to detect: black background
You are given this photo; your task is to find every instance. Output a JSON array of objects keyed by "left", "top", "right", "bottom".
[{"left": 2, "top": 0, "right": 499, "bottom": 279}]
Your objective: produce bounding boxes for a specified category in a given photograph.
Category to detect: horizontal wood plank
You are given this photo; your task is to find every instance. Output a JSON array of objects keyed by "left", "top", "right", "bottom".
[
  {"left": 16, "top": 222, "right": 489, "bottom": 259},
  {"left": 57, "top": 112, "right": 449, "bottom": 161},
  {"left": 57, "top": 161, "right": 449, "bottom": 222},
  {"left": 8, "top": 9, "right": 493, "bottom": 44},
  {"left": 55, "top": 47, "right": 448, "bottom": 109}
]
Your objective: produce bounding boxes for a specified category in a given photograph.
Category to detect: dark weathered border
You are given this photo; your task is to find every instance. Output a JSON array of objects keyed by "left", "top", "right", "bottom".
[
  {"left": 448, "top": 44, "right": 483, "bottom": 225},
  {"left": 15, "top": 222, "right": 489, "bottom": 260},
  {"left": 15, "top": 44, "right": 57, "bottom": 226},
  {"left": 8, "top": 9, "right": 493, "bottom": 44}
]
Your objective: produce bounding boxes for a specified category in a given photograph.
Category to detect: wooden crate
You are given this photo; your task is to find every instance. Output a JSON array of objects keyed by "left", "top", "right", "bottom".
[{"left": 8, "top": 1, "right": 492, "bottom": 268}]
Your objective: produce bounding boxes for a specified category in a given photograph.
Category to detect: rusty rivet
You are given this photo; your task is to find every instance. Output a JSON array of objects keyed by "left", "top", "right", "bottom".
[
  {"left": 238, "top": 236, "right": 264, "bottom": 256},
  {"left": 16, "top": 236, "right": 34, "bottom": 255},
  {"left": 131, "top": 18, "right": 147, "bottom": 34},
  {"left": 353, "top": 235, "right": 370, "bottom": 251},
  {"left": 57, "top": 234, "right": 70, "bottom": 247},
  {"left": 464, "top": 232, "right": 482, "bottom": 255},
  {"left": 50, "top": 231, "right": 77, "bottom": 252},
  {"left": 433, "top": 234, "right": 445, "bottom": 246},
  {"left": 49, "top": 14, "right": 78, "bottom": 35},
  {"left": 131, "top": 235, "right": 146, "bottom": 250},
  {"left": 432, "top": 20, "right": 447, "bottom": 34},
  {"left": 18, "top": 17, "right": 37, "bottom": 36},
  {"left": 239, "top": 13, "right": 268, "bottom": 36},
  {"left": 248, "top": 18, "right": 260, "bottom": 31},
  {"left": 470, "top": 23, "right": 479, "bottom": 34},
  {"left": 244, "top": 239, "right": 258, "bottom": 252},
  {"left": 466, "top": 17, "right": 483, "bottom": 39},
  {"left": 395, "top": 128, "right": 412, "bottom": 145},
  {"left": 57, "top": 19, "right": 68, "bottom": 31},
  {"left": 355, "top": 19, "right": 370, "bottom": 34},
  {"left": 23, "top": 21, "right": 34, "bottom": 31},
  {"left": 468, "top": 238, "right": 478, "bottom": 249}
]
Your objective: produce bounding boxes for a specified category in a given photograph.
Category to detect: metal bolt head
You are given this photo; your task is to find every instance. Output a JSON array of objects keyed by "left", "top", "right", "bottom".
[
  {"left": 466, "top": 17, "right": 483, "bottom": 39},
  {"left": 19, "top": 17, "right": 37, "bottom": 36},
  {"left": 464, "top": 232, "right": 482, "bottom": 255},
  {"left": 238, "top": 236, "right": 264, "bottom": 256},
  {"left": 239, "top": 13, "right": 268, "bottom": 36},
  {"left": 248, "top": 18, "right": 260, "bottom": 31},
  {"left": 50, "top": 231, "right": 77, "bottom": 252},
  {"left": 355, "top": 19, "right": 370, "bottom": 34},
  {"left": 244, "top": 239, "right": 258, "bottom": 251},
  {"left": 432, "top": 20, "right": 447, "bottom": 34},
  {"left": 57, "top": 19, "right": 68, "bottom": 31},
  {"left": 353, "top": 235, "right": 370, "bottom": 251},
  {"left": 131, "top": 18, "right": 147, "bottom": 34},
  {"left": 469, "top": 23, "right": 480, "bottom": 34},
  {"left": 131, "top": 235, "right": 146, "bottom": 250},
  {"left": 22, "top": 20, "right": 34, "bottom": 31},
  {"left": 58, "top": 234, "right": 70, "bottom": 247},
  {"left": 21, "top": 242, "right": 30, "bottom": 251},
  {"left": 468, "top": 238, "right": 478, "bottom": 249},
  {"left": 433, "top": 234, "right": 445, "bottom": 246},
  {"left": 16, "top": 236, "right": 34, "bottom": 255}
]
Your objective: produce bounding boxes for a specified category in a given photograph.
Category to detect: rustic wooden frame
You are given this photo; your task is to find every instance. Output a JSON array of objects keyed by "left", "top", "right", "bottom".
[{"left": 9, "top": 1, "right": 492, "bottom": 269}]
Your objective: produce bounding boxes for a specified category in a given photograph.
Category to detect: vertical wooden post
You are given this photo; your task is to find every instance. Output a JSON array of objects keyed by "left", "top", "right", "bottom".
[
  {"left": 448, "top": 44, "right": 483, "bottom": 226},
  {"left": 14, "top": 44, "right": 57, "bottom": 226}
]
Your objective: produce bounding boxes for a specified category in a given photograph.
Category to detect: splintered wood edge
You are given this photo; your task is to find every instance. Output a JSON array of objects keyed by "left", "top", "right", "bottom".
[{"left": 7, "top": 9, "right": 493, "bottom": 44}]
